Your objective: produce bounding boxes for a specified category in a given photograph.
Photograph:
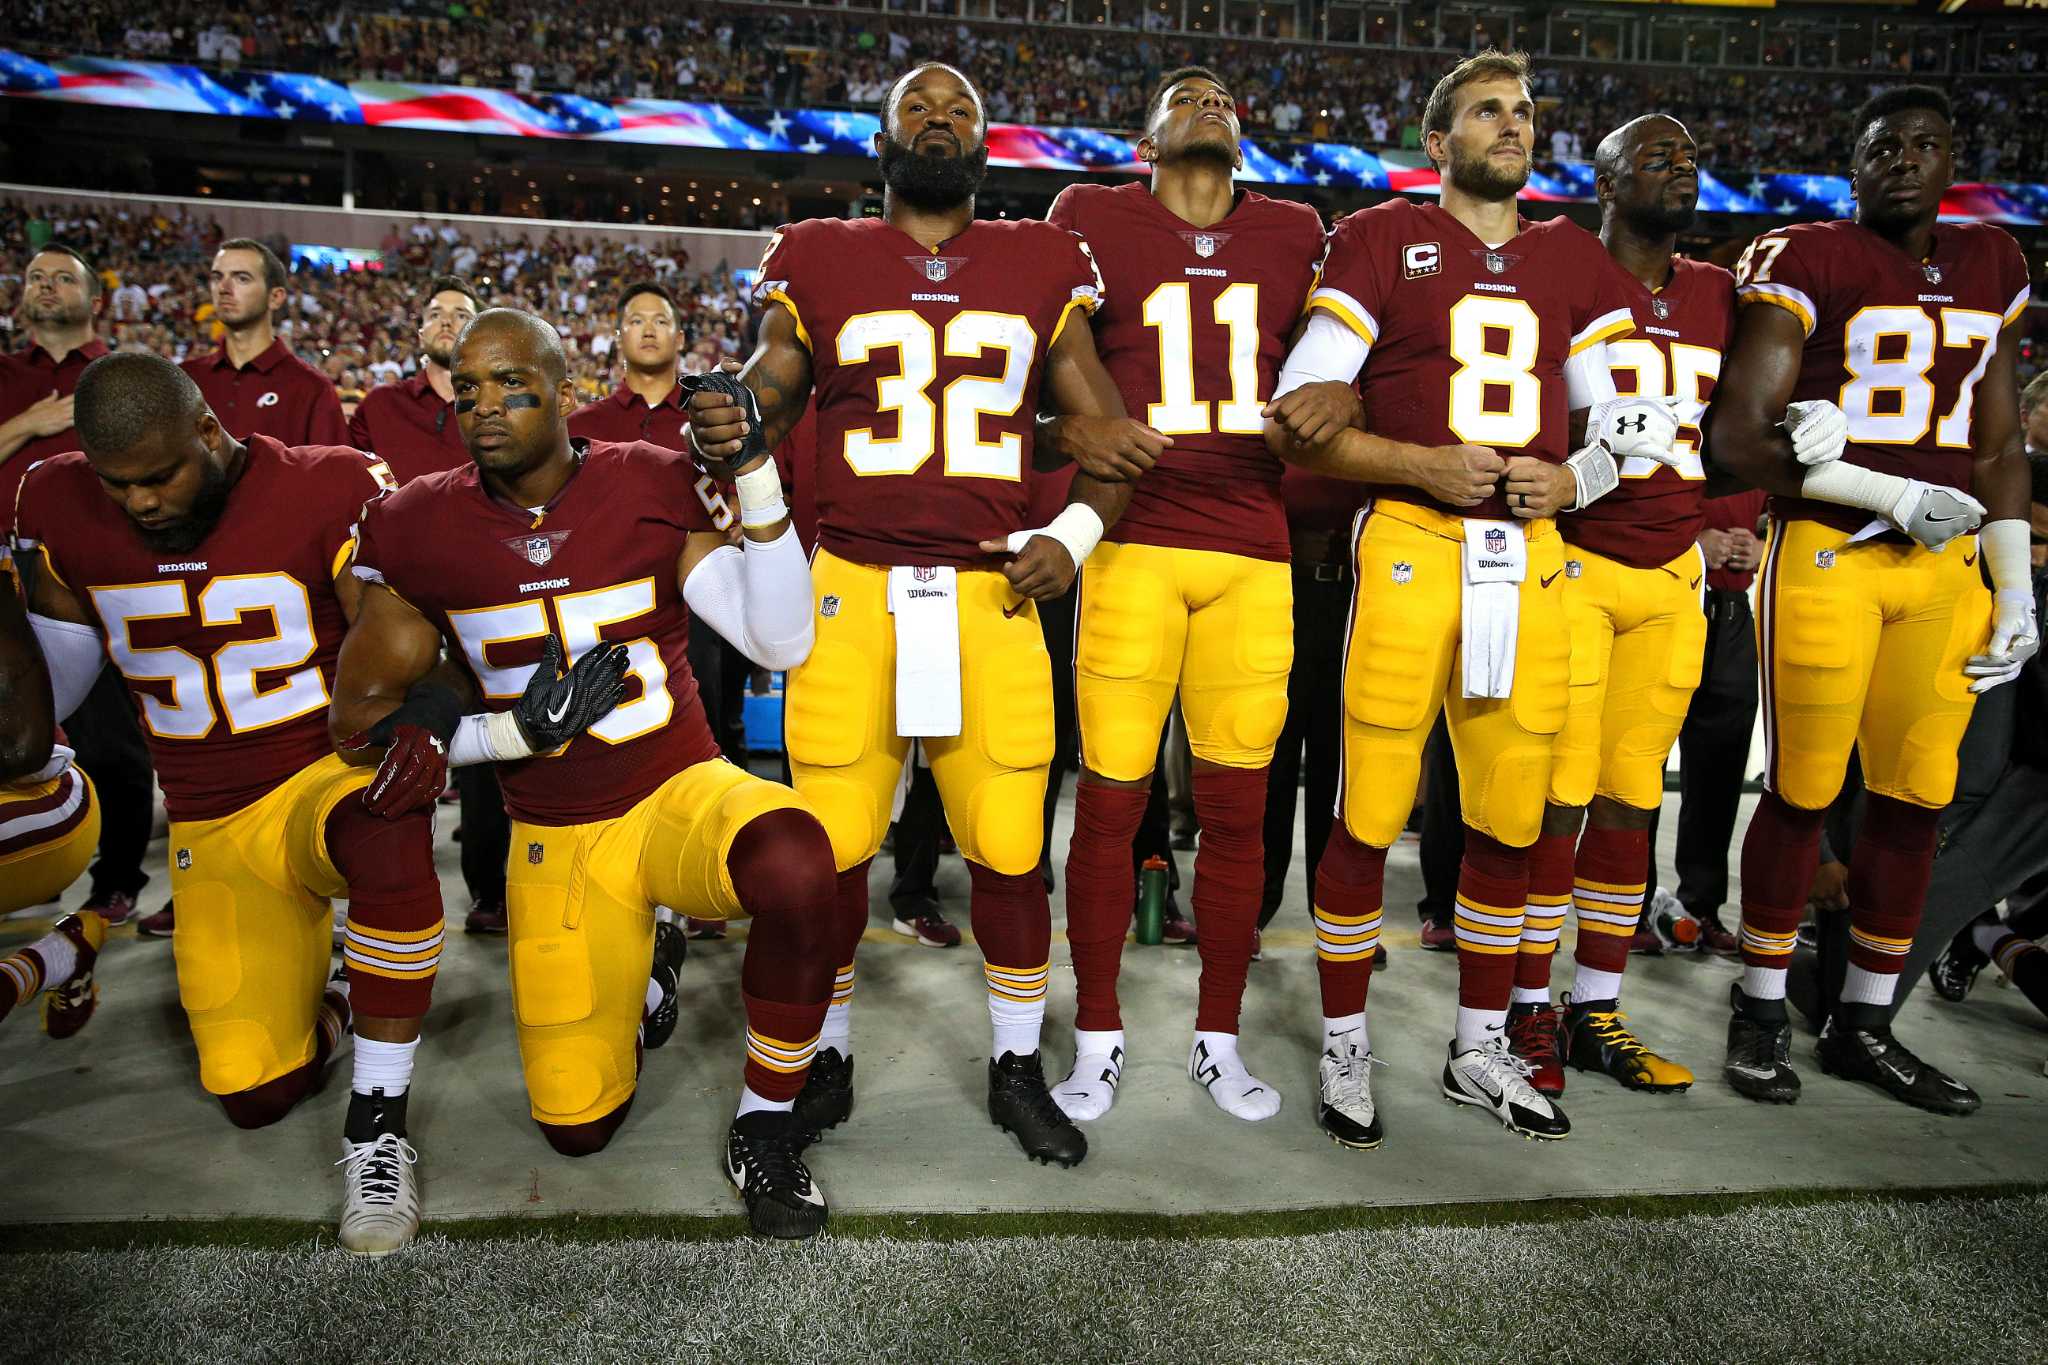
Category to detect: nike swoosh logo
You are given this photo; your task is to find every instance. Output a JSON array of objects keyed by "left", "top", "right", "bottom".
[
  {"left": 1540, "top": 570, "right": 1562, "bottom": 588},
  {"left": 1689, "top": 576, "right": 1703, "bottom": 589},
  {"left": 1964, "top": 551, "right": 1978, "bottom": 567},
  {"left": 1924, "top": 514, "right": 1956, "bottom": 524},
  {"left": 546, "top": 693, "right": 572, "bottom": 724}
]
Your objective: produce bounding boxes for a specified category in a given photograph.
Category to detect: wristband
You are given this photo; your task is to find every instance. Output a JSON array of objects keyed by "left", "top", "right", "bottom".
[
  {"left": 733, "top": 459, "right": 788, "bottom": 530},
  {"left": 1564, "top": 443, "right": 1619, "bottom": 510},
  {"left": 1005, "top": 502, "right": 1105, "bottom": 568},
  {"left": 448, "top": 709, "right": 538, "bottom": 766},
  {"left": 1981, "top": 518, "right": 2030, "bottom": 592}
]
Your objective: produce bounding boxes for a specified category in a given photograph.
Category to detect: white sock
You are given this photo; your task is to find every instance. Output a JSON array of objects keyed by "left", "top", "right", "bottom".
[
  {"left": 23, "top": 930, "right": 78, "bottom": 989},
  {"left": 1973, "top": 919, "right": 2009, "bottom": 958},
  {"left": 819, "top": 1001, "right": 851, "bottom": 1056},
  {"left": 654, "top": 905, "right": 678, "bottom": 925},
  {"left": 989, "top": 990, "right": 1044, "bottom": 1060},
  {"left": 1053, "top": 1027, "right": 1125, "bottom": 1121},
  {"left": 1569, "top": 965, "right": 1624, "bottom": 1005},
  {"left": 1740, "top": 964, "right": 1788, "bottom": 1002},
  {"left": 1321, "top": 1013, "right": 1368, "bottom": 1054},
  {"left": 1454, "top": 1006, "right": 1506, "bottom": 1054},
  {"left": 734, "top": 1085, "right": 793, "bottom": 1119},
  {"left": 1189, "top": 1030, "right": 1281, "bottom": 1121},
  {"left": 351, "top": 1036, "right": 417, "bottom": 1097},
  {"left": 1510, "top": 985, "right": 1551, "bottom": 1007},
  {"left": 644, "top": 978, "right": 665, "bottom": 1016},
  {"left": 1840, "top": 964, "right": 1898, "bottom": 1007}
]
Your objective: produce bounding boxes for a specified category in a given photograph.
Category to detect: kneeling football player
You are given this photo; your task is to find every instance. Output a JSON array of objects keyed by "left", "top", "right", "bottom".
[
  {"left": 13, "top": 354, "right": 443, "bottom": 1256},
  {"left": 331, "top": 309, "right": 840, "bottom": 1238},
  {"left": 0, "top": 551, "right": 103, "bottom": 1038}
]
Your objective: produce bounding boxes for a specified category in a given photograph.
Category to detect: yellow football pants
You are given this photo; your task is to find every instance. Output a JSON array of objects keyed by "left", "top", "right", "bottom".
[
  {"left": 1074, "top": 540, "right": 1294, "bottom": 780},
  {"left": 786, "top": 548, "right": 1054, "bottom": 876},
  {"left": 1758, "top": 516, "right": 1990, "bottom": 811},
  {"left": 1338, "top": 502, "right": 1570, "bottom": 848},
  {"left": 0, "top": 767, "right": 98, "bottom": 915},
  {"left": 1548, "top": 543, "right": 1707, "bottom": 811}
]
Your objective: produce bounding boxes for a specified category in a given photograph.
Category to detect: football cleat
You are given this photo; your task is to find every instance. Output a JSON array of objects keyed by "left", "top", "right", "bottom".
[
  {"left": 724, "top": 1109, "right": 828, "bottom": 1239},
  {"left": 1927, "top": 931, "right": 1989, "bottom": 1003},
  {"left": 1316, "top": 1039, "right": 1384, "bottom": 1150},
  {"left": 1816, "top": 1018, "right": 1980, "bottom": 1116},
  {"left": 793, "top": 1046, "right": 854, "bottom": 1142},
  {"left": 1505, "top": 1000, "right": 1565, "bottom": 1096},
  {"left": 336, "top": 1091, "right": 420, "bottom": 1258},
  {"left": 1723, "top": 984, "right": 1800, "bottom": 1104},
  {"left": 1562, "top": 998, "right": 1693, "bottom": 1093},
  {"left": 41, "top": 912, "right": 104, "bottom": 1041},
  {"left": 642, "top": 919, "right": 687, "bottom": 1050},
  {"left": 989, "top": 1050, "right": 1087, "bottom": 1167},
  {"left": 1442, "top": 1035, "right": 1569, "bottom": 1139}
]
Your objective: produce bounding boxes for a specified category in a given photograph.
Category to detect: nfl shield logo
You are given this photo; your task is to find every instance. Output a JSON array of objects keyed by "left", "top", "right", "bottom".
[
  {"left": 1484, "top": 252, "right": 1507, "bottom": 275},
  {"left": 821, "top": 594, "right": 840, "bottom": 618},
  {"left": 1815, "top": 549, "right": 1836, "bottom": 570},
  {"left": 176, "top": 848, "right": 192, "bottom": 870},
  {"left": 1651, "top": 298, "right": 1670, "bottom": 320},
  {"left": 1566, "top": 560, "right": 1582, "bottom": 580},
  {"left": 924, "top": 257, "right": 949, "bottom": 282},
  {"left": 527, "top": 842, "right": 545, "bottom": 865},
  {"left": 1485, "top": 527, "right": 1507, "bottom": 555},
  {"left": 1392, "top": 561, "right": 1413, "bottom": 585},
  {"left": 913, "top": 566, "right": 938, "bottom": 583},
  {"left": 1193, "top": 234, "right": 1218, "bottom": 258},
  {"left": 1923, "top": 264, "right": 1943, "bottom": 285},
  {"left": 524, "top": 536, "right": 553, "bottom": 567}
]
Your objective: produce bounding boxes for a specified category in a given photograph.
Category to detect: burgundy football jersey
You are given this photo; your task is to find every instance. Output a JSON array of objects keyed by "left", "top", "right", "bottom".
[
  {"left": 352, "top": 439, "right": 722, "bottom": 827},
  {"left": 12, "top": 436, "right": 394, "bottom": 822},
  {"left": 1310, "top": 200, "right": 1637, "bottom": 522},
  {"left": 1563, "top": 255, "right": 1734, "bottom": 569},
  {"left": 1735, "top": 218, "right": 2031, "bottom": 534},
  {"left": 758, "top": 216, "right": 1103, "bottom": 567},
  {"left": 567, "top": 385, "right": 736, "bottom": 530},
  {"left": 1048, "top": 181, "right": 1324, "bottom": 561}
]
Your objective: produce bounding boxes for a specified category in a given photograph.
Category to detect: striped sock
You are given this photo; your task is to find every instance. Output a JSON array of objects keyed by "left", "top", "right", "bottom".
[
  {"left": 1572, "top": 824, "right": 1649, "bottom": 979},
  {"left": 1313, "top": 825, "right": 1386, "bottom": 1019},
  {"left": 742, "top": 991, "right": 824, "bottom": 1104},
  {"left": 1514, "top": 829, "right": 1574, "bottom": 994},
  {"left": 985, "top": 960, "right": 1049, "bottom": 1059},
  {"left": 1453, "top": 830, "right": 1529, "bottom": 1050},
  {"left": 819, "top": 963, "right": 855, "bottom": 1055},
  {"left": 0, "top": 942, "right": 54, "bottom": 1022},
  {"left": 340, "top": 913, "right": 445, "bottom": 1017},
  {"left": 1988, "top": 932, "right": 2048, "bottom": 1018}
]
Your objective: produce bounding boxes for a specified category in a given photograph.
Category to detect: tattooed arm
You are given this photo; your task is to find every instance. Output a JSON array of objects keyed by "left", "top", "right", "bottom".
[{"left": 684, "top": 300, "right": 814, "bottom": 480}]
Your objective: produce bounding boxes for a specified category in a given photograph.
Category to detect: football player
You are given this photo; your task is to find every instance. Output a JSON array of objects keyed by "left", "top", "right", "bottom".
[
  {"left": 1706, "top": 85, "right": 2036, "bottom": 1114},
  {"left": 686, "top": 62, "right": 1144, "bottom": 1168},
  {"left": 1504, "top": 115, "right": 1750, "bottom": 1096},
  {"left": 1264, "top": 49, "right": 1686, "bottom": 1144},
  {"left": 12, "top": 353, "right": 442, "bottom": 1255},
  {"left": 0, "top": 548, "right": 102, "bottom": 1036},
  {"left": 1041, "top": 67, "right": 1327, "bottom": 1125},
  {"left": 332, "top": 308, "right": 841, "bottom": 1238}
]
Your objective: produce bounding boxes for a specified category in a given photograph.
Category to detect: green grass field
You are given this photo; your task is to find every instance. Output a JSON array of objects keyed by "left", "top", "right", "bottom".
[{"left": 6, "top": 1188, "right": 2044, "bottom": 1363}]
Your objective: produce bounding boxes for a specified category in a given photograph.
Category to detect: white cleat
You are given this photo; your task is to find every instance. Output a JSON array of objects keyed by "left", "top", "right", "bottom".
[
  {"left": 1189, "top": 1033, "right": 1281, "bottom": 1121},
  {"left": 1316, "top": 1039, "right": 1384, "bottom": 1149},
  {"left": 1053, "top": 1029, "right": 1124, "bottom": 1121},
  {"left": 337, "top": 1131, "right": 421, "bottom": 1257},
  {"left": 1442, "top": 1035, "right": 1570, "bottom": 1140}
]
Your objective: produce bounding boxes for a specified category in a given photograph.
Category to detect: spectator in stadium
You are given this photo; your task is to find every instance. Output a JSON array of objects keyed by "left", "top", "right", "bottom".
[
  {"left": 180, "top": 238, "right": 349, "bottom": 450},
  {"left": 0, "top": 241, "right": 159, "bottom": 934},
  {"left": 347, "top": 274, "right": 477, "bottom": 484}
]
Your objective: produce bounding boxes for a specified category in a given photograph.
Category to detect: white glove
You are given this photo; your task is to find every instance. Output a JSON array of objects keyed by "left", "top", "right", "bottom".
[
  {"left": 1886, "top": 479, "right": 1986, "bottom": 550},
  {"left": 1965, "top": 587, "right": 2040, "bottom": 694},
  {"left": 1587, "top": 395, "right": 1683, "bottom": 464},
  {"left": 1783, "top": 400, "right": 1848, "bottom": 467}
]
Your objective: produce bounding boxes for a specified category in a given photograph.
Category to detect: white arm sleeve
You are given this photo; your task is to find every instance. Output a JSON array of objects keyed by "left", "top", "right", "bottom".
[
  {"left": 28, "top": 613, "right": 104, "bottom": 722},
  {"left": 1564, "top": 338, "right": 1620, "bottom": 410},
  {"left": 682, "top": 525, "right": 816, "bottom": 671},
  {"left": 1798, "top": 459, "right": 1909, "bottom": 516},
  {"left": 1273, "top": 311, "right": 1372, "bottom": 401}
]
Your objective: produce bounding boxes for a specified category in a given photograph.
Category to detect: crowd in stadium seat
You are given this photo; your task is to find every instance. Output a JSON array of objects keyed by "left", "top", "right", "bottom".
[
  {"left": 4, "top": 1, "right": 2045, "bottom": 178},
  {"left": 0, "top": 198, "right": 752, "bottom": 404}
]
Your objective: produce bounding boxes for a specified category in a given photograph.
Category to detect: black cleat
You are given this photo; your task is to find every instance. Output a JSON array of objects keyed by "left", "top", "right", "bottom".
[
  {"left": 725, "top": 1110, "right": 829, "bottom": 1239},
  {"left": 1927, "top": 929, "right": 1989, "bottom": 1004},
  {"left": 989, "top": 1050, "right": 1087, "bottom": 1167},
  {"left": 642, "top": 920, "right": 687, "bottom": 1050},
  {"left": 1816, "top": 1017, "right": 1981, "bottom": 1116},
  {"left": 1724, "top": 984, "right": 1800, "bottom": 1104},
  {"left": 794, "top": 1046, "right": 854, "bottom": 1143}
]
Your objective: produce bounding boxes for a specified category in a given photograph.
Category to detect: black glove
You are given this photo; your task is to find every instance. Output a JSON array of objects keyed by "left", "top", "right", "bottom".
[
  {"left": 341, "top": 682, "right": 464, "bottom": 819},
  {"left": 513, "top": 633, "right": 633, "bottom": 751},
  {"left": 679, "top": 369, "right": 768, "bottom": 468}
]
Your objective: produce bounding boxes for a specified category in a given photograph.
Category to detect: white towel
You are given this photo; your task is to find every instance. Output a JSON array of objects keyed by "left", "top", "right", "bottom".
[
  {"left": 1460, "top": 520, "right": 1526, "bottom": 700},
  {"left": 887, "top": 566, "right": 962, "bottom": 737}
]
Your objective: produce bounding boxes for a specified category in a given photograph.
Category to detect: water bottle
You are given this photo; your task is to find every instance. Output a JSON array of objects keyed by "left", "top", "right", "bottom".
[{"left": 1136, "top": 856, "right": 1169, "bottom": 946}]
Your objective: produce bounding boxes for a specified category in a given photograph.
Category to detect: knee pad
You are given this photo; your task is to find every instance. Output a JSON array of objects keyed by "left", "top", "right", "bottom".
[
  {"left": 521, "top": 1033, "right": 622, "bottom": 1126},
  {"left": 729, "top": 806, "right": 837, "bottom": 913},
  {"left": 323, "top": 798, "right": 439, "bottom": 897},
  {"left": 216, "top": 1061, "right": 315, "bottom": 1129},
  {"left": 536, "top": 1096, "right": 633, "bottom": 1158},
  {"left": 963, "top": 768, "right": 1049, "bottom": 876}
]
